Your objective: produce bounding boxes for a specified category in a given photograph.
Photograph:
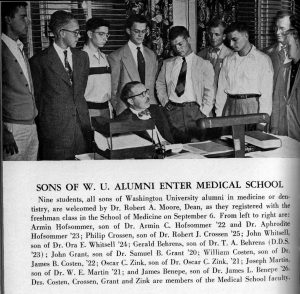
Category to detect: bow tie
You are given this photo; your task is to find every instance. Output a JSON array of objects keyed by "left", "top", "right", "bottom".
[{"left": 137, "top": 109, "right": 151, "bottom": 119}]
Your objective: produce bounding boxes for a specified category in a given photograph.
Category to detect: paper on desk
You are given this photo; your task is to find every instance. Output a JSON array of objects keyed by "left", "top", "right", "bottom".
[{"left": 94, "top": 131, "right": 152, "bottom": 150}]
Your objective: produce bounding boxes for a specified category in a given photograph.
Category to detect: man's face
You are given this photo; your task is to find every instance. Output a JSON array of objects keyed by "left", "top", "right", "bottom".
[
  {"left": 60, "top": 19, "right": 80, "bottom": 48},
  {"left": 128, "top": 83, "right": 150, "bottom": 111},
  {"left": 6, "top": 6, "right": 29, "bottom": 39},
  {"left": 208, "top": 25, "right": 225, "bottom": 48},
  {"left": 228, "top": 30, "right": 249, "bottom": 52},
  {"left": 286, "top": 34, "right": 299, "bottom": 61},
  {"left": 89, "top": 26, "right": 109, "bottom": 48},
  {"left": 275, "top": 16, "right": 291, "bottom": 44},
  {"left": 127, "top": 22, "right": 147, "bottom": 46},
  {"left": 171, "top": 35, "right": 192, "bottom": 57}
]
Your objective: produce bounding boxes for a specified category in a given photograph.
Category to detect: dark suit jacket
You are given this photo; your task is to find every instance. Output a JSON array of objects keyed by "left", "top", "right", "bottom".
[
  {"left": 29, "top": 45, "right": 92, "bottom": 159},
  {"left": 264, "top": 43, "right": 292, "bottom": 134},
  {"left": 117, "top": 105, "right": 174, "bottom": 143},
  {"left": 108, "top": 43, "right": 158, "bottom": 115}
]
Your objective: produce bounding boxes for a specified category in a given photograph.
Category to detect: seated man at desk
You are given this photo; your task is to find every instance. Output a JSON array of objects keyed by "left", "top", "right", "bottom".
[{"left": 117, "top": 81, "right": 174, "bottom": 144}]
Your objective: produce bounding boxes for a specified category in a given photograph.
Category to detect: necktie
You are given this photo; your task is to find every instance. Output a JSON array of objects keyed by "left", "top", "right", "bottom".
[
  {"left": 137, "top": 47, "right": 145, "bottom": 85},
  {"left": 137, "top": 108, "right": 151, "bottom": 119},
  {"left": 175, "top": 57, "right": 187, "bottom": 97},
  {"left": 289, "top": 61, "right": 299, "bottom": 94},
  {"left": 18, "top": 46, "right": 33, "bottom": 93},
  {"left": 64, "top": 50, "right": 73, "bottom": 84}
]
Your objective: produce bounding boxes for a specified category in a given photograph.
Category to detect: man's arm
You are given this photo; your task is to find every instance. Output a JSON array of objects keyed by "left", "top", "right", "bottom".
[
  {"left": 200, "top": 60, "right": 215, "bottom": 117},
  {"left": 107, "top": 52, "right": 121, "bottom": 111},
  {"left": 259, "top": 55, "right": 274, "bottom": 116},
  {"left": 155, "top": 61, "right": 169, "bottom": 106},
  {"left": 3, "top": 125, "right": 18, "bottom": 155},
  {"left": 215, "top": 57, "right": 229, "bottom": 116}
]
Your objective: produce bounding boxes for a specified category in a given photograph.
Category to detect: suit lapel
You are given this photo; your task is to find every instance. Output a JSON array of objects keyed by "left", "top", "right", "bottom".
[
  {"left": 289, "top": 64, "right": 300, "bottom": 100},
  {"left": 122, "top": 44, "right": 140, "bottom": 81},
  {"left": 48, "top": 45, "right": 72, "bottom": 86}
]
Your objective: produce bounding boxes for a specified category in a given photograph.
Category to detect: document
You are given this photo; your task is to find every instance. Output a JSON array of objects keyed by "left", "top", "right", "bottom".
[{"left": 2, "top": 159, "right": 299, "bottom": 294}]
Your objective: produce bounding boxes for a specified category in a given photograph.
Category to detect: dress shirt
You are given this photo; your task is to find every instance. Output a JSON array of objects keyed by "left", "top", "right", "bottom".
[
  {"left": 130, "top": 108, "right": 166, "bottom": 144},
  {"left": 169, "top": 52, "right": 197, "bottom": 103},
  {"left": 128, "top": 40, "right": 145, "bottom": 67},
  {"left": 2, "top": 33, "right": 31, "bottom": 86},
  {"left": 53, "top": 42, "right": 73, "bottom": 69},
  {"left": 209, "top": 43, "right": 223, "bottom": 61},
  {"left": 83, "top": 45, "right": 111, "bottom": 103},
  {"left": 215, "top": 45, "right": 273, "bottom": 116}
]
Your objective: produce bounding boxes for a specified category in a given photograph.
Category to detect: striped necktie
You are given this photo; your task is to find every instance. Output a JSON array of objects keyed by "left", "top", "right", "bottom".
[{"left": 175, "top": 57, "right": 187, "bottom": 97}]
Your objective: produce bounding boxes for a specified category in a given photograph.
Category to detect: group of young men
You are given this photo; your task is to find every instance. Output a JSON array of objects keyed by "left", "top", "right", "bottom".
[{"left": 2, "top": 2, "right": 300, "bottom": 160}]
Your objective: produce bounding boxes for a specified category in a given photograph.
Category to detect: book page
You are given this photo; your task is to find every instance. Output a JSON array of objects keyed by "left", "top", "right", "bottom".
[{"left": 3, "top": 159, "right": 299, "bottom": 294}]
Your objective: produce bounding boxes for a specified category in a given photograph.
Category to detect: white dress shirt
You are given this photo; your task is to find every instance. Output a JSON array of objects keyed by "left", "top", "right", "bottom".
[
  {"left": 53, "top": 42, "right": 73, "bottom": 69},
  {"left": 215, "top": 46, "right": 274, "bottom": 116},
  {"left": 128, "top": 40, "right": 145, "bottom": 67},
  {"left": 169, "top": 52, "right": 197, "bottom": 103}
]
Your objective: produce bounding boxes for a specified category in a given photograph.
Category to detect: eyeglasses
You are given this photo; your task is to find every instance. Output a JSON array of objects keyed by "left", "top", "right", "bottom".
[
  {"left": 131, "top": 29, "right": 147, "bottom": 35},
  {"left": 60, "top": 29, "right": 81, "bottom": 37},
  {"left": 128, "top": 89, "right": 149, "bottom": 98},
  {"left": 93, "top": 31, "right": 110, "bottom": 38}
]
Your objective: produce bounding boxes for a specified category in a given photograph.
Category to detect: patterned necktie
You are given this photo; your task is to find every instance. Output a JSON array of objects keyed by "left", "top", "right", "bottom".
[
  {"left": 175, "top": 57, "right": 187, "bottom": 97},
  {"left": 137, "top": 108, "right": 151, "bottom": 119},
  {"left": 137, "top": 47, "right": 145, "bottom": 85},
  {"left": 63, "top": 50, "right": 73, "bottom": 84}
]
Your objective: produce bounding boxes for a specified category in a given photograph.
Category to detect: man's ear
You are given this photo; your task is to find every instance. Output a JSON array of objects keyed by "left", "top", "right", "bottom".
[
  {"left": 87, "top": 30, "right": 93, "bottom": 39},
  {"left": 126, "top": 28, "right": 131, "bottom": 36},
  {"left": 4, "top": 16, "right": 12, "bottom": 26},
  {"left": 127, "top": 98, "right": 134, "bottom": 107}
]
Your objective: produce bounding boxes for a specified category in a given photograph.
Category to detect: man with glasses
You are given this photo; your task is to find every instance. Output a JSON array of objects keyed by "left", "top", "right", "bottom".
[
  {"left": 156, "top": 26, "right": 215, "bottom": 143},
  {"left": 30, "top": 10, "right": 92, "bottom": 160},
  {"left": 264, "top": 11, "right": 296, "bottom": 135},
  {"left": 2, "top": 1, "right": 38, "bottom": 160},
  {"left": 117, "top": 81, "right": 174, "bottom": 144},
  {"left": 83, "top": 17, "right": 112, "bottom": 119},
  {"left": 108, "top": 14, "right": 158, "bottom": 115}
]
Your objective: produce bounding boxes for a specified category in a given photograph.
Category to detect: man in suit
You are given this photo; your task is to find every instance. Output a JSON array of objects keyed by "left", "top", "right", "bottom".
[
  {"left": 30, "top": 10, "right": 92, "bottom": 160},
  {"left": 283, "top": 29, "right": 300, "bottom": 141},
  {"left": 264, "top": 11, "right": 296, "bottom": 135},
  {"left": 198, "top": 18, "right": 232, "bottom": 93},
  {"left": 117, "top": 81, "right": 174, "bottom": 144},
  {"left": 2, "top": 1, "right": 38, "bottom": 160},
  {"left": 156, "top": 26, "right": 215, "bottom": 143},
  {"left": 108, "top": 14, "right": 158, "bottom": 115}
]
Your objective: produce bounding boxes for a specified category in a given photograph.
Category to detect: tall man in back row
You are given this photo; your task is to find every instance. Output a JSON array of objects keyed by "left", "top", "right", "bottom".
[
  {"left": 108, "top": 14, "right": 158, "bottom": 115},
  {"left": 215, "top": 22, "right": 273, "bottom": 117},
  {"left": 30, "top": 10, "right": 92, "bottom": 160},
  {"left": 156, "top": 26, "right": 215, "bottom": 143}
]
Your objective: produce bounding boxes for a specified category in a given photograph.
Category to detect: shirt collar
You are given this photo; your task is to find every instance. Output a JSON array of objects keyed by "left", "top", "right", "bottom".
[
  {"left": 83, "top": 44, "right": 105, "bottom": 59},
  {"left": 1, "top": 33, "right": 23, "bottom": 50},
  {"left": 176, "top": 51, "right": 195, "bottom": 62},
  {"left": 128, "top": 40, "right": 144, "bottom": 53},
  {"left": 53, "top": 42, "right": 72, "bottom": 56},
  {"left": 129, "top": 107, "right": 151, "bottom": 120}
]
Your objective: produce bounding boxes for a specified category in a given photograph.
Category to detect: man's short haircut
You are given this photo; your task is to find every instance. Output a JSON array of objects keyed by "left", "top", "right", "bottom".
[
  {"left": 1, "top": 1, "right": 27, "bottom": 33},
  {"left": 225, "top": 22, "right": 249, "bottom": 35},
  {"left": 169, "top": 26, "right": 190, "bottom": 41},
  {"left": 207, "top": 18, "right": 226, "bottom": 30},
  {"left": 275, "top": 10, "right": 296, "bottom": 28},
  {"left": 120, "top": 81, "right": 141, "bottom": 104},
  {"left": 125, "top": 14, "right": 148, "bottom": 29},
  {"left": 49, "top": 10, "right": 76, "bottom": 37},
  {"left": 286, "top": 28, "right": 300, "bottom": 44}
]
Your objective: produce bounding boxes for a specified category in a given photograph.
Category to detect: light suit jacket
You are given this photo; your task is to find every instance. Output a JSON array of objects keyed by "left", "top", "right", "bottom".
[
  {"left": 155, "top": 55, "right": 215, "bottom": 117},
  {"left": 108, "top": 43, "right": 158, "bottom": 115}
]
